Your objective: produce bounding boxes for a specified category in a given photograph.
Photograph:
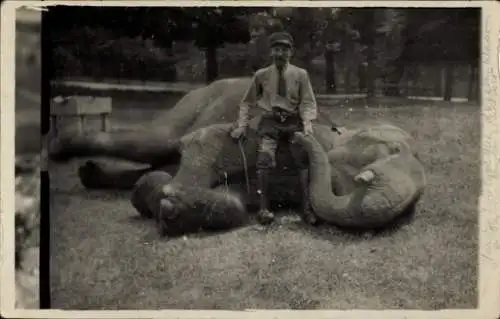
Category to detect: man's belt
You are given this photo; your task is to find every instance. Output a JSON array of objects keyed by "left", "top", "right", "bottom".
[{"left": 271, "top": 107, "right": 296, "bottom": 123}]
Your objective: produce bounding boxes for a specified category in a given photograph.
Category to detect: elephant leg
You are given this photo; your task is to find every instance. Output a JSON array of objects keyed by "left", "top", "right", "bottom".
[
  {"left": 201, "top": 184, "right": 251, "bottom": 231},
  {"left": 49, "top": 130, "right": 182, "bottom": 166},
  {"left": 130, "top": 169, "right": 250, "bottom": 237},
  {"left": 77, "top": 159, "right": 180, "bottom": 190},
  {"left": 131, "top": 171, "right": 174, "bottom": 219},
  {"left": 157, "top": 184, "right": 250, "bottom": 237}
]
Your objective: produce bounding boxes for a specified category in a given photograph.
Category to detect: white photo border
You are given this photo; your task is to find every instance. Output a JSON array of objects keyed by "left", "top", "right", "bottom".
[{"left": 2, "top": 1, "right": 499, "bottom": 318}]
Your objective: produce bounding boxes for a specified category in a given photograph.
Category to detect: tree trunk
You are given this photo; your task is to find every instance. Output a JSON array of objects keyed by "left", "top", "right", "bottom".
[
  {"left": 164, "top": 41, "right": 177, "bottom": 82},
  {"left": 467, "top": 61, "right": 478, "bottom": 101},
  {"left": 344, "top": 69, "right": 352, "bottom": 94},
  {"left": 205, "top": 45, "right": 218, "bottom": 83},
  {"left": 381, "top": 9, "right": 407, "bottom": 97},
  {"left": 358, "top": 63, "right": 367, "bottom": 92},
  {"left": 364, "top": 11, "right": 376, "bottom": 98},
  {"left": 434, "top": 65, "right": 442, "bottom": 97},
  {"left": 324, "top": 49, "right": 336, "bottom": 94},
  {"left": 382, "top": 61, "right": 404, "bottom": 96},
  {"left": 443, "top": 62, "right": 454, "bottom": 101},
  {"left": 473, "top": 65, "right": 479, "bottom": 102},
  {"left": 366, "top": 44, "right": 376, "bottom": 98}
]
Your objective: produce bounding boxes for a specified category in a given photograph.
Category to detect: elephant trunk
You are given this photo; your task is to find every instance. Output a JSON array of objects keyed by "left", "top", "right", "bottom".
[
  {"left": 294, "top": 132, "right": 415, "bottom": 229},
  {"left": 298, "top": 133, "right": 367, "bottom": 227}
]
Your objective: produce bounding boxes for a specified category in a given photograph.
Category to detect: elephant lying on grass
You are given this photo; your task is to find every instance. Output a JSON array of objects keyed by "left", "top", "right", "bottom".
[{"left": 49, "top": 77, "right": 427, "bottom": 236}]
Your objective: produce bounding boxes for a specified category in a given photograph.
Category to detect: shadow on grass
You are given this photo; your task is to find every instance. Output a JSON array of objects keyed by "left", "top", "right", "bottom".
[
  {"left": 54, "top": 188, "right": 131, "bottom": 202},
  {"left": 139, "top": 197, "right": 419, "bottom": 245},
  {"left": 290, "top": 198, "right": 420, "bottom": 243}
]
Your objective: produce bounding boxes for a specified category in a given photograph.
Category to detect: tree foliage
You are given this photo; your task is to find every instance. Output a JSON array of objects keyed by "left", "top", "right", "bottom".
[
  {"left": 48, "top": 6, "right": 261, "bottom": 82},
  {"left": 173, "top": 7, "right": 258, "bottom": 81},
  {"left": 48, "top": 6, "right": 479, "bottom": 95},
  {"left": 268, "top": 7, "right": 479, "bottom": 95}
]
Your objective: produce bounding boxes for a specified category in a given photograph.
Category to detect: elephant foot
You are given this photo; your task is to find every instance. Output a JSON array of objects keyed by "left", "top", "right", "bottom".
[
  {"left": 354, "top": 170, "right": 376, "bottom": 183},
  {"left": 131, "top": 171, "right": 174, "bottom": 219},
  {"left": 130, "top": 172, "right": 249, "bottom": 237},
  {"left": 78, "top": 161, "right": 106, "bottom": 189},
  {"left": 157, "top": 184, "right": 249, "bottom": 237}
]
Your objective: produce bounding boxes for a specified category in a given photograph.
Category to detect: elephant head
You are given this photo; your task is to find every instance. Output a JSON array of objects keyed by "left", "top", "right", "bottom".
[{"left": 292, "top": 132, "right": 426, "bottom": 230}]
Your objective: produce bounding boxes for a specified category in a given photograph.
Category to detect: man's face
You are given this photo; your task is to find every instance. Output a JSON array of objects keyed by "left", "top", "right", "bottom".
[{"left": 270, "top": 44, "right": 293, "bottom": 68}]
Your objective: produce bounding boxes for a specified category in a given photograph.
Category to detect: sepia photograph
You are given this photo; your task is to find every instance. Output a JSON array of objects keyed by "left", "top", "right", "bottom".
[
  {"left": 45, "top": 4, "right": 481, "bottom": 310},
  {"left": 2, "top": 1, "right": 498, "bottom": 317}
]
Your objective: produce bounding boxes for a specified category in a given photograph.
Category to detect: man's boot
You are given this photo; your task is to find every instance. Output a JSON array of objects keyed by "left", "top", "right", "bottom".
[
  {"left": 298, "top": 168, "right": 320, "bottom": 225},
  {"left": 256, "top": 169, "right": 275, "bottom": 225}
]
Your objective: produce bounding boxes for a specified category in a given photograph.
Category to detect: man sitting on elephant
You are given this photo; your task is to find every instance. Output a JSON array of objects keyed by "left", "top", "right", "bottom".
[{"left": 230, "top": 31, "right": 318, "bottom": 226}]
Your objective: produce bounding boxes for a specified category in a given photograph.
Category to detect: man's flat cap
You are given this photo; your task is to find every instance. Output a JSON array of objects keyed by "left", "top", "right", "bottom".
[{"left": 269, "top": 32, "right": 294, "bottom": 48}]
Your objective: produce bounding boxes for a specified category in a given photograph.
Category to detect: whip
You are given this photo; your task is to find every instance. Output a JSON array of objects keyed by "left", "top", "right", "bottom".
[{"left": 237, "top": 138, "right": 251, "bottom": 195}]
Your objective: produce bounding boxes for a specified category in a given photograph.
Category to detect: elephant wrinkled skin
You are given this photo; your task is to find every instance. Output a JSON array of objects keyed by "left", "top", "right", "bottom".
[{"left": 49, "top": 77, "right": 426, "bottom": 235}]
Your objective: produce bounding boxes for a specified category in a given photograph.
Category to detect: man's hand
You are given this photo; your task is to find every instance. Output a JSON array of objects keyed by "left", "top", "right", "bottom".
[
  {"left": 303, "top": 121, "right": 313, "bottom": 136},
  {"left": 230, "top": 126, "right": 247, "bottom": 141}
]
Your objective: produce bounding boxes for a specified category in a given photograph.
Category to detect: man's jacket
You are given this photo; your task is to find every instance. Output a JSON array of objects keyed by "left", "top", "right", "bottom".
[{"left": 237, "top": 63, "right": 318, "bottom": 128}]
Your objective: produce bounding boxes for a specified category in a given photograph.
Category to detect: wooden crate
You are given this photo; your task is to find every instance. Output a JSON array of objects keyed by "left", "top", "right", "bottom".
[{"left": 50, "top": 96, "right": 112, "bottom": 135}]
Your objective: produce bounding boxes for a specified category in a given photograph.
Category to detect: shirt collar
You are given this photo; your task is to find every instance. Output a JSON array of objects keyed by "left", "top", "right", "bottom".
[{"left": 273, "top": 61, "right": 289, "bottom": 74}]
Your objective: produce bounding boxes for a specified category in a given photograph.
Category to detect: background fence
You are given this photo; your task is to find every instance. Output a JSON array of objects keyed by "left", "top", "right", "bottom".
[{"left": 54, "top": 41, "right": 479, "bottom": 102}]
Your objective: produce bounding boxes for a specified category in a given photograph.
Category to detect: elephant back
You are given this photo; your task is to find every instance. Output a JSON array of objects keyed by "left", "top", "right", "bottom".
[{"left": 151, "top": 77, "right": 253, "bottom": 138}]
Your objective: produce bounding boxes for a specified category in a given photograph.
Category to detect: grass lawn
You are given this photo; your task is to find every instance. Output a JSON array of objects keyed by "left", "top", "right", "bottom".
[{"left": 49, "top": 102, "right": 479, "bottom": 310}]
